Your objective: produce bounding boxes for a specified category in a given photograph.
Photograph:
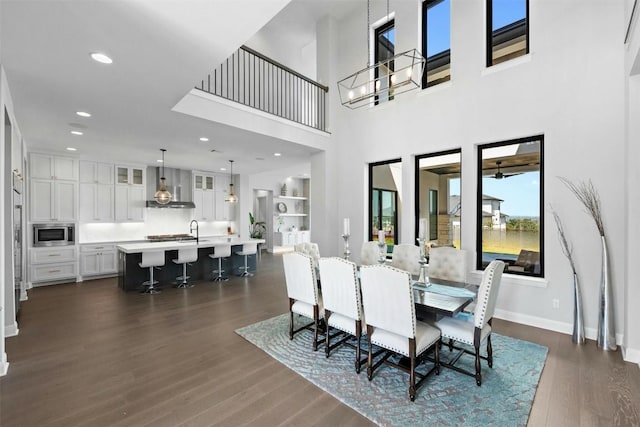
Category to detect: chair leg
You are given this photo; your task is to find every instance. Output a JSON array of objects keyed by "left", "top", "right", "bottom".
[
  {"left": 324, "top": 311, "right": 331, "bottom": 358},
  {"left": 448, "top": 338, "right": 453, "bottom": 352},
  {"left": 435, "top": 339, "right": 440, "bottom": 375},
  {"left": 409, "top": 338, "right": 416, "bottom": 401},
  {"left": 312, "top": 305, "right": 319, "bottom": 351},
  {"left": 213, "top": 258, "right": 229, "bottom": 281},
  {"left": 289, "top": 307, "right": 294, "bottom": 341},
  {"left": 487, "top": 334, "right": 493, "bottom": 368},
  {"left": 475, "top": 343, "right": 482, "bottom": 386},
  {"left": 366, "top": 325, "right": 374, "bottom": 381},
  {"left": 355, "top": 320, "right": 362, "bottom": 374},
  {"left": 142, "top": 266, "right": 161, "bottom": 294}
]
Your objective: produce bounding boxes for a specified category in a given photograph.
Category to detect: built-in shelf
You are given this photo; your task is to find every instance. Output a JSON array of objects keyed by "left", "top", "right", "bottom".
[
  {"left": 278, "top": 213, "right": 308, "bottom": 217},
  {"left": 274, "top": 195, "right": 308, "bottom": 200}
]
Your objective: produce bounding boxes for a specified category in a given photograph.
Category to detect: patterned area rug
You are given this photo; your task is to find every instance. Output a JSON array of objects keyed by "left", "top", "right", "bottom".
[{"left": 236, "top": 314, "right": 548, "bottom": 427}]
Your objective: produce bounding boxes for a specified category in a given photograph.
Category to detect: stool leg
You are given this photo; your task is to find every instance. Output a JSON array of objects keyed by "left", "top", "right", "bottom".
[
  {"left": 176, "top": 263, "right": 193, "bottom": 288},
  {"left": 142, "top": 266, "right": 161, "bottom": 294},
  {"left": 213, "top": 258, "right": 229, "bottom": 281},
  {"left": 240, "top": 255, "right": 253, "bottom": 277}
]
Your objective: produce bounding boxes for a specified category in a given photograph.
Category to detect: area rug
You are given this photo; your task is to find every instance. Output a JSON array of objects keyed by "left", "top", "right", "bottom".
[{"left": 235, "top": 314, "right": 548, "bottom": 427}]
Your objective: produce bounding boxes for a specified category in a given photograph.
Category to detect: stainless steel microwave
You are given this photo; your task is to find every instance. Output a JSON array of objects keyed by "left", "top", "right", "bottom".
[{"left": 33, "top": 223, "right": 75, "bottom": 247}]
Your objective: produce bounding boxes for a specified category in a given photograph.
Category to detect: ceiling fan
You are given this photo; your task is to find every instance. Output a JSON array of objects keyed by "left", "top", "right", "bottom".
[{"left": 491, "top": 161, "right": 522, "bottom": 179}]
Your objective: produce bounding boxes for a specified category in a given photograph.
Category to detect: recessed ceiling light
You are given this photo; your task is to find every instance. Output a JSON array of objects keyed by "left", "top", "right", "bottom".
[
  {"left": 90, "top": 52, "right": 113, "bottom": 64},
  {"left": 157, "top": 159, "right": 164, "bottom": 163},
  {"left": 66, "top": 147, "right": 77, "bottom": 151},
  {"left": 255, "top": 157, "right": 265, "bottom": 161},
  {"left": 220, "top": 167, "right": 227, "bottom": 171},
  {"left": 274, "top": 152, "right": 282, "bottom": 157},
  {"left": 200, "top": 137, "right": 209, "bottom": 142},
  {"left": 70, "top": 130, "right": 83, "bottom": 135},
  {"left": 76, "top": 111, "right": 91, "bottom": 117}
]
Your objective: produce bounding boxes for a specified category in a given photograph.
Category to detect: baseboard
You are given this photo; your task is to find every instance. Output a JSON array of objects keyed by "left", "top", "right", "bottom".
[
  {"left": 494, "top": 309, "right": 624, "bottom": 346},
  {"left": 4, "top": 322, "right": 19, "bottom": 337},
  {"left": 0, "top": 353, "right": 8, "bottom": 376},
  {"left": 621, "top": 346, "right": 640, "bottom": 366}
]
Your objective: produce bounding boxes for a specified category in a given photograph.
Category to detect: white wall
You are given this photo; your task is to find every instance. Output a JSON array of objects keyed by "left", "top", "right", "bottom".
[
  {"left": 325, "top": 0, "right": 627, "bottom": 347},
  {"left": 624, "top": 1, "right": 640, "bottom": 364}
]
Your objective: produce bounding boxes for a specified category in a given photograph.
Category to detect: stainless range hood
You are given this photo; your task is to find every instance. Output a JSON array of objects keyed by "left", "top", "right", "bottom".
[{"left": 146, "top": 167, "right": 195, "bottom": 209}]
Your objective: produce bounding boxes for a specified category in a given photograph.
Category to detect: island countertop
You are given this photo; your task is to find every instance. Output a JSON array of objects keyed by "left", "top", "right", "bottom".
[{"left": 116, "top": 237, "right": 265, "bottom": 254}]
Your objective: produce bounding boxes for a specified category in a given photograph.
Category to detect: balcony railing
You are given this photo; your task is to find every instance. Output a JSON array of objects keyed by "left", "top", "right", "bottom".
[{"left": 196, "top": 45, "right": 329, "bottom": 132}]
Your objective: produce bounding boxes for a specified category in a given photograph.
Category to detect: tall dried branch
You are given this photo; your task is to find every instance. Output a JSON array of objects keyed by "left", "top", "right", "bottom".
[
  {"left": 558, "top": 177, "right": 605, "bottom": 236},
  {"left": 550, "top": 205, "right": 576, "bottom": 273}
]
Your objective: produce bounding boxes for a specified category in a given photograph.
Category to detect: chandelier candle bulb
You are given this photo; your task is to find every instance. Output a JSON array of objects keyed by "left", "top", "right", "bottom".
[{"left": 343, "top": 218, "right": 350, "bottom": 236}]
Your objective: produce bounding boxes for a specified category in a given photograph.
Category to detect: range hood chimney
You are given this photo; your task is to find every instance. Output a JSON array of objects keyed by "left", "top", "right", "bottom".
[{"left": 146, "top": 167, "right": 195, "bottom": 208}]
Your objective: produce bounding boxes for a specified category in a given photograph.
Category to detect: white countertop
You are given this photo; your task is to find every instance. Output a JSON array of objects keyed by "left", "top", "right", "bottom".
[{"left": 116, "top": 237, "right": 265, "bottom": 254}]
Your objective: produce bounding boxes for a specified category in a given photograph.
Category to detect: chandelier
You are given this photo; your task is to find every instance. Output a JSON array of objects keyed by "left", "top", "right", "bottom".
[
  {"left": 226, "top": 160, "right": 238, "bottom": 203},
  {"left": 337, "top": 0, "right": 425, "bottom": 109}
]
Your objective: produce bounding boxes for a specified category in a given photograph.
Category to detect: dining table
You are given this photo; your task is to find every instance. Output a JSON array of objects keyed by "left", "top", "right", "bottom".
[{"left": 412, "top": 277, "right": 477, "bottom": 321}]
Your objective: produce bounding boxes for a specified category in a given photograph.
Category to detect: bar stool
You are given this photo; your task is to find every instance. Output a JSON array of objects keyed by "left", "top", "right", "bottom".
[
  {"left": 172, "top": 247, "right": 198, "bottom": 288},
  {"left": 235, "top": 243, "right": 258, "bottom": 277},
  {"left": 139, "top": 251, "right": 165, "bottom": 294},
  {"left": 208, "top": 244, "right": 231, "bottom": 281}
]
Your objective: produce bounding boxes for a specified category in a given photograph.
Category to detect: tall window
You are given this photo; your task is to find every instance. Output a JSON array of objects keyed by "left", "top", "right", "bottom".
[
  {"left": 422, "top": 0, "right": 451, "bottom": 88},
  {"left": 486, "top": 0, "right": 529, "bottom": 67},
  {"left": 375, "top": 19, "right": 395, "bottom": 104},
  {"left": 415, "top": 149, "right": 461, "bottom": 247},
  {"left": 369, "top": 159, "right": 402, "bottom": 253},
  {"left": 477, "top": 136, "right": 543, "bottom": 277}
]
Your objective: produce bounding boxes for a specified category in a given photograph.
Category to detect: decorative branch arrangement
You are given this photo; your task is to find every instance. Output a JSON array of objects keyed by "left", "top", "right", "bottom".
[
  {"left": 558, "top": 177, "right": 604, "bottom": 236},
  {"left": 550, "top": 207, "right": 576, "bottom": 273}
]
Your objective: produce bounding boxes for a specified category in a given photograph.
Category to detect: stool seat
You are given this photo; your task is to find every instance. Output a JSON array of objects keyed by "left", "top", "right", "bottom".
[
  {"left": 235, "top": 243, "right": 258, "bottom": 277},
  {"left": 139, "top": 251, "right": 165, "bottom": 294},
  {"left": 172, "top": 247, "right": 198, "bottom": 288},
  {"left": 209, "top": 244, "right": 231, "bottom": 281}
]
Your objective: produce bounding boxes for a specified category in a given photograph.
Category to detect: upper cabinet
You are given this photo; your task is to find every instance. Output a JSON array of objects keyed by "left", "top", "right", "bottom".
[
  {"left": 192, "top": 172, "right": 215, "bottom": 221},
  {"left": 214, "top": 174, "right": 235, "bottom": 221},
  {"left": 79, "top": 161, "right": 114, "bottom": 184},
  {"left": 30, "top": 153, "right": 78, "bottom": 181},
  {"left": 115, "top": 165, "right": 145, "bottom": 186}
]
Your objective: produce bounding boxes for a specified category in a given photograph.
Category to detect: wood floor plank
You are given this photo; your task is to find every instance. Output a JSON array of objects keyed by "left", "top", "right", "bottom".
[{"left": 1, "top": 253, "right": 638, "bottom": 426}]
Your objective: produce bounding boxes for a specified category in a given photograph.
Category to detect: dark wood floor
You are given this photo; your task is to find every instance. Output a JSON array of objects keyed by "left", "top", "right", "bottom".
[{"left": 1, "top": 253, "right": 639, "bottom": 426}]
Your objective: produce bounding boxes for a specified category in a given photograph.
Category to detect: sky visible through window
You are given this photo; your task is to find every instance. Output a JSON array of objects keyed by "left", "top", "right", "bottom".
[
  {"left": 449, "top": 171, "right": 539, "bottom": 217},
  {"left": 425, "top": 0, "right": 526, "bottom": 55}
]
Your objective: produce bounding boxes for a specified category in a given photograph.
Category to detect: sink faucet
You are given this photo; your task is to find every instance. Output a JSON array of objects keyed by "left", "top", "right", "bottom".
[{"left": 190, "top": 219, "right": 199, "bottom": 243}]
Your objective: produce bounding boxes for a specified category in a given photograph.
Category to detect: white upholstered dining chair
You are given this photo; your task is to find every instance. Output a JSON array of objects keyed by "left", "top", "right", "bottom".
[
  {"left": 318, "top": 257, "right": 367, "bottom": 373},
  {"left": 427, "top": 247, "right": 468, "bottom": 282},
  {"left": 282, "top": 252, "right": 323, "bottom": 351},
  {"left": 294, "top": 242, "right": 321, "bottom": 269},
  {"left": 360, "top": 264, "right": 441, "bottom": 401},
  {"left": 360, "top": 241, "right": 384, "bottom": 266},
  {"left": 435, "top": 260, "right": 505, "bottom": 386},
  {"left": 391, "top": 244, "right": 421, "bottom": 276}
]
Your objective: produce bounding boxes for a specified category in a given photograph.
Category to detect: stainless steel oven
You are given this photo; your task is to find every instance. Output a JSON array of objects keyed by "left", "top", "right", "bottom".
[{"left": 33, "top": 223, "right": 75, "bottom": 247}]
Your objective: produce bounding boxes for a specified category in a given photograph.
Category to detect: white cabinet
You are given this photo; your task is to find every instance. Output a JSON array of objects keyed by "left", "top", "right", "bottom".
[
  {"left": 30, "top": 153, "right": 78, "bottom": 181},
  {"left": 80, "top": 244, "right": 117, "bottom": 277},
  {"left": 30, "top": 179, "right": 77, "bottom": 222},
  {"left": 115, "top": 165, "right": 145, "bottom": 186},
  {"left": 274, "top": 231, "right": 310, "bottom": 247},
  {"left": 115, "top": 185, "right": 145, "bottom": 222},
  {"left": 214, "top": 174, "right": 235, "bottom": 221},
  {"left": 193, "top": 172, "right": 215, "bottom": 221},
  {"left": 79, "top": 183, "right": 114, "bottom": 222},
  {"left": 29, "top": 246, "right": 77, "bottom": 284},
  {"left": 79, "top": 161, "right": 114, "bottom": 184}
]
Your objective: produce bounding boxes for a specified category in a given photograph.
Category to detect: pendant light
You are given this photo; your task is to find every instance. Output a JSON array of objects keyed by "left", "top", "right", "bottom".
[
  {"left": 337, "top": 0, "right": 425, "bottom": 109},
  {"left": 154, "top": 149, "right": 172, "bottom": 204},
  {"left": 226, "top": 160, "right": 238, "bottom": 203}
]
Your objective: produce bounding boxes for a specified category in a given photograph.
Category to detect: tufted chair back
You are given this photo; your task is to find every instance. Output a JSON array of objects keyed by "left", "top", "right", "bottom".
[
  {"left": 294, "top": 242, "right": 321, "bottom": 268},
  {"left": 318, "top": 257, "right": 362, "bottom": 321},
  {"left": 391, "top": 244, "right": 421, "bottom": 276},
  {"left": 360, "top": 241, "right": 384, "bottom": 265},
  {"left": 283, "top": 252, "right": 319, "bottom": 306},
  {"left": 428, "top": 247, "right": 467, "bottom": 282},
  {"left": 474, "top": 260, "right": 505, "bottom": 329},
  {"left": 360, "top": 264, "right": 416, "bottom": 338}
]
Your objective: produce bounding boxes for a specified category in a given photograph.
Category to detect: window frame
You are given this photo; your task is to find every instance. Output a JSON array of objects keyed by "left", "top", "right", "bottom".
[
  {"left": 476, "top": 135, "right": 544, "bottom": 277},
  {"left": 422, "top": 0, "right": 451, "bottom": 89},
  {"left": 369, "top": 158, "right": 401, "bottom": 247},
  {"left": 374, "top": 19, "right": 395, "bottom": 105},
  {"left": 486, "top": 0, "right": 530, "bottom": 68}
]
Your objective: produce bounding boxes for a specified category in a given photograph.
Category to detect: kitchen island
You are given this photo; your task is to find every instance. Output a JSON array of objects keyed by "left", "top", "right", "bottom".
[{"left": 117, "top": 237, "right": 265, "bottom": 291}]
